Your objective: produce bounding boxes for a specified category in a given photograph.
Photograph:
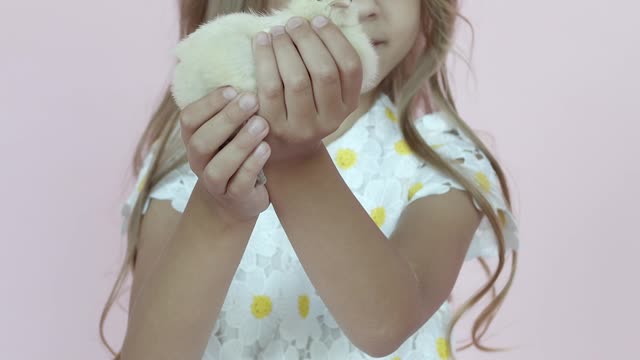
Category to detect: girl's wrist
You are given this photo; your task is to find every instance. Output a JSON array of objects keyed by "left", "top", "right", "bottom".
[{"left": 192, "top": 179, "right": 259, "bottom": 230}]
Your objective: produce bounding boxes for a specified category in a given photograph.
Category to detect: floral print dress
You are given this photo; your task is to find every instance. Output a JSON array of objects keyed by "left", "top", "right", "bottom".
[{"left": 121, "top": 93, "right": 520, "bottom": 360}]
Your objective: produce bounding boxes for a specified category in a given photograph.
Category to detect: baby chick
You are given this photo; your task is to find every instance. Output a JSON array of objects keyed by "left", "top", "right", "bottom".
[{"left": 171, "top": 0, "right": 380, "bottom": 185}]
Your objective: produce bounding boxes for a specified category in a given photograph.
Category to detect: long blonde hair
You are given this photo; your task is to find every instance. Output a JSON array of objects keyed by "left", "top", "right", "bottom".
[{"left": 100, "top": 0, "right": 519, "bottom": 358}]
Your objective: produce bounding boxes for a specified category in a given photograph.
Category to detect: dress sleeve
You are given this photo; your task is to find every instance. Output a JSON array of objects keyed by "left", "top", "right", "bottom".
[
  {"left": 120, "top": 143, "right": 197, "bottom": 236},
  {"left": 405, "top": 113, "right": 520, "bottom": 261}
]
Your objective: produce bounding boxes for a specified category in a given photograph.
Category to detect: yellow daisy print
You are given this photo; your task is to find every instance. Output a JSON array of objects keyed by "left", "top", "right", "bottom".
[
  {"left": 435, "top": 337, "right": 451, "bottom": 359},
  {"left": 279, "top": 263, "right": 323, "bottom": 349},
  {"left": 373, "top": 96, "right": 403, "bottom": 138},
  {"left": 394, "top": 139, "right": 413, "bottom": 155},
  {"left": 370, "top": 207, "right": 386, "bottom": 227},
  {"left": 474, "top": 171, "right": 492, "bottom": 192},
  {"left": 328, "top": 124, "right": 381, "bottom": 190},
  {"left": 358, "top": 178, "right": 404, "bottom": 236},
  {"left": 380, "top": 134, "right": 424, "bottom": 179},
  {"left": 497, "top": 208, "right": 507, "bottom": 229},
  {"left": 407, "top": 182, "right": 424, "bottom": 201},
  {"left": 136, "top": 173, "right": 148, "bottom": 193},
  {"left": 336, "top": 148, "right": 358, "bottom": 170},
  {"left": 223, "top": 269, "right": 284, "bottom": 345},
  {"left": 385, "top": 106, "right": 398, "bottom": 123},
  {"left": 413, "top": 301, "right": 455, "bottom": 359}
]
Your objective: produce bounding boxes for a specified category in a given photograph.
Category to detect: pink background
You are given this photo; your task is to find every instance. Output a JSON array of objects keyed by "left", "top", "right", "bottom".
[{"left": 1, "top": 0, "right": 637, "bottom": 358}]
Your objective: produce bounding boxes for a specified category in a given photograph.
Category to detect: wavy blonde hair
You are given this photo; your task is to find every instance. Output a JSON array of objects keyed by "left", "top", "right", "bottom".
[{"left": 100, "top": 0, "right": 519, "bottom": 358}]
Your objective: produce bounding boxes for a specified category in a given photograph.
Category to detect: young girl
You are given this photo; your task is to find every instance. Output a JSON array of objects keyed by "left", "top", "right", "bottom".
[{"left": 101, "top": 0, "right": 520, "bottom": 359}]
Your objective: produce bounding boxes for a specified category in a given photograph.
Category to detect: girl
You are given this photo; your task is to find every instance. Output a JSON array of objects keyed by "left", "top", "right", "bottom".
[{"left": 101, "top": 0, "right": 520, "bottom": 359}]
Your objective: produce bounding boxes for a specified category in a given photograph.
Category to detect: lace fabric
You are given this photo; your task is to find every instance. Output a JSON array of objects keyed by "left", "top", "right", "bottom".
[{"left": 120, "top": 93, "right": 519, "bottom": 359}]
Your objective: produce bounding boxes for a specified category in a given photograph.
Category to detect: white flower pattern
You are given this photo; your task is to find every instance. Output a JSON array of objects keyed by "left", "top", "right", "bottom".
[
  {"left": 325, "top": 337, "right": 367, "bottom": 360},
  {"left": 224, "top": 269, "right": 285, "bottom": 347},
  {"left": 120, "top": 93, "right": 520, "bottom": 359},
  {"left": 414, "top": 303, "right": 455, "bottom": 360},
  {"left": 326, "top": 121, "right": 382, "bottom": 191},
  {"left": 278, "top": 262, "right": 324, "bottom": 349},
  {"left": 355, "top": 178, "right": 405, "bottom": 236}
]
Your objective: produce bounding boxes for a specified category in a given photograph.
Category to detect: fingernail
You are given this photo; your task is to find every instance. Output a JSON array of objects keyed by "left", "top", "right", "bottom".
[
  {"left": 287, "top": 17, "right": 304, "bottom": 30},
  {"left": 256, "top": 142, "right": 268, "bottom": 156},
  {"left": 223, "top": 87, "right": 237, "bottom": 100},
  {"left": 255, "top": 32, "right": 270, "bottom": 45},
  {"left": 312, "top": 16, "right": 329, "bottom": 28},
  {"left": 248, "top": 116, "right": 265, "bottom": 135},
  {"left": 239, "top": 94, "right": 257, "bottom": 111},
  {"left": 270, "top": 25, "right": 285, "bottom": 37}
]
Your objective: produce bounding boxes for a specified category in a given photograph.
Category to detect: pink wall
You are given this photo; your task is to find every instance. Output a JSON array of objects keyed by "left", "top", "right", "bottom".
[{"left": 1, "top": 0, "right": 637, "bottom": 358}]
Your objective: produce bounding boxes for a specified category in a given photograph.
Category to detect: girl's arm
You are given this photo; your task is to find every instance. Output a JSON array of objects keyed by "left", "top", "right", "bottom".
[
  {"left": 262, "top": 146, "right": 433, "bottom": 358},
  {"left": 119, "top": 179, "right": 257, "bottom": 360}
]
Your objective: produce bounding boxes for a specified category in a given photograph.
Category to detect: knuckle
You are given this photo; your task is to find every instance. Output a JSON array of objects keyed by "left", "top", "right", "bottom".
[
  {"left": 204, "top": 166, "right": 224, "bottom": 192},
  {"left": 188, "top": 136, "right": 209, "bottom": 158},
  {"left": 189, "top": 136, "right": 212, "bottom": 159},
  {"left": 343, "top": 59, "right": 362, "bottom": 75},
  {"left": 287, "top": 77, "right": 311, "bottom": 93},
  {"left": 314, "top": 68, "right": 339, "bottom": 84},
  {"left": 290, "top": 129, "right": 315, "bottom": 144},
  {"left": 217, "top": 108, "right": 236, "bottom": 127},
  {"left": 226, "top": 183, "right": 242, "bottom": 198},
  {"left": 306, "top": 128, "right": 320, "bottom": 142},
  {"left": 179, "top": 111, "right": 195, "bottom": 133},
  {"left": 263, "top": 83, "right": 283, "bottom": 99}
]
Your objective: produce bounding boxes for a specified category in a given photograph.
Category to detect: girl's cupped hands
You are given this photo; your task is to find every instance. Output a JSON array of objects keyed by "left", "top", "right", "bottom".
[{"left": 252, "top": 15, "right": 363, "bottom": 166}]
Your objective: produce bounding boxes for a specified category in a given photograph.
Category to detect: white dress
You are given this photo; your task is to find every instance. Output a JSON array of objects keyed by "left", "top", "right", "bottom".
[{"left": 121, "top": 93, "right": 520, "bottom": 359}]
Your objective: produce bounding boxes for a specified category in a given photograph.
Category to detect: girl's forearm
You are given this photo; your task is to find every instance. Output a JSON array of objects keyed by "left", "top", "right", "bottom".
[
  {"left": 120, "top": 180, "right": 257, "bottom": 360},
  {"left": 263, "top": 147, "right": 425, "bottom": 357}
]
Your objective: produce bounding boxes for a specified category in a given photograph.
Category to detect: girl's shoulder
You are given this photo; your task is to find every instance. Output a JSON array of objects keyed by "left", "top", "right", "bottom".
[
  {"left": 366, "top": 94, "right": 520, "bottom": 259},
  {"left": 120, "top": 138, "right": 195, "bottom": 235}
]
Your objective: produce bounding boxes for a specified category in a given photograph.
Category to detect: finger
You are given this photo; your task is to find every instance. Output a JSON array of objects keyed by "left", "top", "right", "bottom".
[
  {"left": 189, "top": 93, "right": 259, "bottom": 175},
  {"left": 285, "top": 16, "right": 342, "bottom": 121},
  {"left": 269, "top": 25, "right": 316, "bottom": 126},
  {"left": 203, "top": 115, "right": 269, "bottom": 196},
  {"left": 253, "top": 31, "right": 286, "bottom": 130},
  {"left": 226, "top": 141, "right": 271, "bottom": 197},
  {"left": 310, "top": 15, "right": 363, "bottom": 110},
  {"left": 180, "top": 86, "right": 238, "bottom": 145}
]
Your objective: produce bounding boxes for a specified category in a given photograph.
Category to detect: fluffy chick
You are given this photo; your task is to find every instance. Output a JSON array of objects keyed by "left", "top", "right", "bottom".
[
  {"left": 170, "top": 0, "right": 379, "bottom": 186},
  {"left": 171, "top": 0, "right": 379, "bottom": 109}
]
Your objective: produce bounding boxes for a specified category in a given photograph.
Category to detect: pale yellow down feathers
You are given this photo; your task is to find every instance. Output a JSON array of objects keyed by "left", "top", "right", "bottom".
[{"left": 170, "top": 0, "right": 380, "bottom": 110}]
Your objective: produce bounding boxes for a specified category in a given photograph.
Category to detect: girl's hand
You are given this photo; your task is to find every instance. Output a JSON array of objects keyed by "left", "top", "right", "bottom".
[
  {"left": 252, "top": 15, "right": 363, "bottom": 166},
  {"left": 179, "top": 87, "right": 272, "bottom": 224}
]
